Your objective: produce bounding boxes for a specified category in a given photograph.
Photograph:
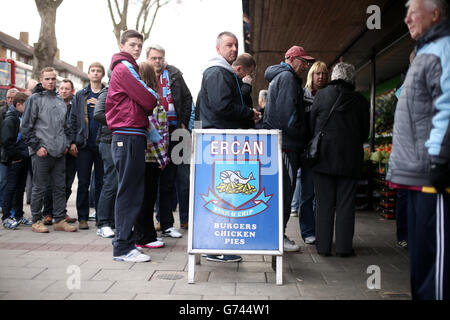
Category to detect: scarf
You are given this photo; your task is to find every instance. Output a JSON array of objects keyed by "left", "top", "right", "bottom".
[{"left": 159, "top": 68, "right": 178, "bottom": 128}]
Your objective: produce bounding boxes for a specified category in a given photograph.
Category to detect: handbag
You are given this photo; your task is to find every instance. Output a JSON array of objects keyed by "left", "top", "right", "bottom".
[{"left": 301, "top": 92, "right": 342, "bottom": 168}]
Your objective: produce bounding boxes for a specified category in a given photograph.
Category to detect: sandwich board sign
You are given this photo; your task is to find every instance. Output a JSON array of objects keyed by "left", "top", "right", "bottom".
[{"left": 187, "top": 129, "right": 283, "bottom": 285}]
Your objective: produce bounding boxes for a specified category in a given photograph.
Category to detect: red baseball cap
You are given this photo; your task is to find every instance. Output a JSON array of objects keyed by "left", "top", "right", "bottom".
[{"left": 285, "top": 45, "right": 315, "bottom": 62}]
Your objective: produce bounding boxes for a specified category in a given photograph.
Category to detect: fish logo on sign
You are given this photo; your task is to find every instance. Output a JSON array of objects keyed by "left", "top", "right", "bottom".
[
  {"left": 216, "top": 170, "right": 257, "bottom": 195},
  {"left": 201, "top": 160, "right": 272, "bottom": 218}
]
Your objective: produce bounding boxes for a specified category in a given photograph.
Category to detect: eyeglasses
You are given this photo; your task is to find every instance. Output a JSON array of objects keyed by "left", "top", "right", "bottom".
[
  {"left": 149, "top": 56, "right": 164, "bottom": 61},
  {"left": 295, "top": 57, "right": 311, "bottom": 66}
]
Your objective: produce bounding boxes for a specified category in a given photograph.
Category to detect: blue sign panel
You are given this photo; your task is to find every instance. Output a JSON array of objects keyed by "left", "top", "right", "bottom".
[{"left": 189, "top": 130, "right": 281, "bottom": 252}]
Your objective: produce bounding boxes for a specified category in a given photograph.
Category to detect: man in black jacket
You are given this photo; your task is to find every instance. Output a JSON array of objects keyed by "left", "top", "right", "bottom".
[
  {"left": 146, "top": 44, "right": 192, "bottom": 238},
  {"left": 198, "top": 32, "right": 260, "bottom": 130},
  {"left": 0, "top": 89, "right": 18, "bottom": 213},
  {"left": 69, "top": 63, "right": 105, "bottom": 230},
  {"left": 1, "top": 92, "right": 31, "bottom": 229},
  {"left": 197, "top": 31, "right": 260, "bottom": 263},
  {"left": 263, "top": 45, "right": 315, "bottom": 252}
]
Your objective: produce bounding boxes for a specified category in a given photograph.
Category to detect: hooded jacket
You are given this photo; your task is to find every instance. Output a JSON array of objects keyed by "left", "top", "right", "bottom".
[
  {"left": 198, "top": 55, "right": 254, "bottom": 129},
  {"left": 1, "top": 105, "right": 29, "bottom": 164},
  {"left": 105, "top": 51, "right": 158, "bottom": 134},
  {"left": 20, "top": 84, "right": 70, "bottom": 157},
  {"left": 263, "top": 62, "right": 308, "bottom": 152},
  {"left": 309, "top": 79, "right": 370, "bottom": 178},
  {"left": 93, "top": 86, "right": 112, "bottom": 144},
  {"left": 387, "top": 18, "right": 450, "bottom": 187}
]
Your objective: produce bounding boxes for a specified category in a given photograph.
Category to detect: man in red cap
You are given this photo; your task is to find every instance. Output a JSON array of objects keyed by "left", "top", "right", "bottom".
[{"left": 263, "top": 45, "right": 315, "bottom": 252}]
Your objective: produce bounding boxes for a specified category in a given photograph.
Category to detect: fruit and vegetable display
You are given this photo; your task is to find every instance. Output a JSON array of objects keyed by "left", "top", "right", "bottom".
[{"left": 365, "top": 143, "right": 396, "bottom": 219}]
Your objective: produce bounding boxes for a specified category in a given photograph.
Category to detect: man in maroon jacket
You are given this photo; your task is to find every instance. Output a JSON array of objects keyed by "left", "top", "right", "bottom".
[{"left": 105, "top": 30, "right": 158, "bottom": 263}]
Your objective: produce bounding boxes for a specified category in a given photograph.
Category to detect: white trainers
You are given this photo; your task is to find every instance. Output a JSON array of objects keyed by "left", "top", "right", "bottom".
[
  {"left": 135, "top": 239, "right": 165, "bottom": 249},
  {"left": 2, "top": 217, "right": 19, "bottom": 229},
  {"left": 283, "top": 236, "right": 300, "bottom": 252},
  {"left": 304, "top": 236, "right": 316, "bottom": 245},
  {"left": 161, "top": 227, "right": 182, "bottom": 238},
  {"left": 113, "top": 249, "right": 150, "bottom": 262},
  {"left": 97, "top": 226, "right": 115, "bottom": 238}
]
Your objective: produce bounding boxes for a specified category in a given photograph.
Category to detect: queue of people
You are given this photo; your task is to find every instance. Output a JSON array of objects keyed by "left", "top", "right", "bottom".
[{"left": 0, "top": 0, "right": 448, "bottom": 300}]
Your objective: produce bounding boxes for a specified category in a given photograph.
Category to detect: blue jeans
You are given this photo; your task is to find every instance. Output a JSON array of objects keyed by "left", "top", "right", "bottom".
[
  {"left": 298, "top": 167, "right": 316, "bottom": 239},
  {"left": 96, "top": 142, "right": 117, "bottom": 228},
  {"left": 75, "top": 146, "right": 103, "bottom": 221},
  {"left": 291, "top": 169, "right": 302, "bottom": 211},
  {"left": 291, "top": 168, "right": 316, "bottom": 239},
  {"left": 0, "top": 163, "right": 9, "bottom": 207}
]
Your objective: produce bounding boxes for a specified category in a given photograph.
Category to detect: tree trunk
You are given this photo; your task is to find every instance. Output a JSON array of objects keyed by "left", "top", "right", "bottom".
[{"left": 32, "top": 0, "right": 63, "bottom": 80}]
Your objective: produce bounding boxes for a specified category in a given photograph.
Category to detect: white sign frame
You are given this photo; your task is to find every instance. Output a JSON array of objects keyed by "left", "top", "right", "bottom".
[{"left": 187, "top": 129, "right": 284, "bottom": 285}]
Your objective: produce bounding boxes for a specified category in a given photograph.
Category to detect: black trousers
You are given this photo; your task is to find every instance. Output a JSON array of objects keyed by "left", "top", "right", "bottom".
[
  {"left": 312, "top": 171, "right": 357, "bottom": 255},
  {"left": 1, "top": 158, "right": 30, "bottom": 221},
  {"left": 133, "top": 162, "right": 163, "bottom": 245}
]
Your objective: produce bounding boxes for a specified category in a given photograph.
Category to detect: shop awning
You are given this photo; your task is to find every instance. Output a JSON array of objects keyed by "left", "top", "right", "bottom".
[{"left": 245, "top": 0, "right": 416, "bottom": 94}]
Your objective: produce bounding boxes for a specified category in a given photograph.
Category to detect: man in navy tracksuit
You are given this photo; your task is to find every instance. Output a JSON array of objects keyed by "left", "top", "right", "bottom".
[
  {"left": 387, "top": 0, "right": 450, "bottom": 300},
  {"left": 105, "top": 30, "right": 158, "bottom": 262}
]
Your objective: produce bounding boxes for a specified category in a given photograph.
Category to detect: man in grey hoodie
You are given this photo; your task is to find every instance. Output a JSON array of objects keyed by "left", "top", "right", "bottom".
[{"left": 21, "top": 67, "right": 75, "bottom": 233}]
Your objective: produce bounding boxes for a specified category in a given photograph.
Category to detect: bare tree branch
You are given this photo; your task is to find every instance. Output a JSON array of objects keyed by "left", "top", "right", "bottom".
[
  {"left": 135, "top": 0, "right": 150, "bottom": 31},
  {"left": 107, "top": 0, "right": 118, "bottom": 26},
  {"left": 108, "top": 0, "right": 174, "bottom": 47}
]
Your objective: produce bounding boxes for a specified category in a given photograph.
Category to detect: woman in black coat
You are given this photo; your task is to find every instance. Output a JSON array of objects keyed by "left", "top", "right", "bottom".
[{"left": 309, "top": 62, "right": 370, "bottom": 257}]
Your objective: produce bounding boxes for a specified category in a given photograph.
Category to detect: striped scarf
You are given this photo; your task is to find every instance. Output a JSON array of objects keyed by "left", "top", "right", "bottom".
[{"left": 159, "top": 68, "right": 178, "bottom": 128}]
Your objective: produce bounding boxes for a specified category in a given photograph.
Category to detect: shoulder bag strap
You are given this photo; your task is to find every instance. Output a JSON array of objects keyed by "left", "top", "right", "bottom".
[{"left": 317, "top": 91, "right": 343, "bottom": 133}]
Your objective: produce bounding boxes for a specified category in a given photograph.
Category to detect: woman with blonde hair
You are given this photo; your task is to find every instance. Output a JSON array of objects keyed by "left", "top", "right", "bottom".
[{"left": 292, "top": 61, "right": 329, "bottom": 245}]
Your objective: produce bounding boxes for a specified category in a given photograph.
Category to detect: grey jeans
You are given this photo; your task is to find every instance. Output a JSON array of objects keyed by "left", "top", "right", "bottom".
[{"left": 30, "top": 154, "right": 66, "bottom": 223}]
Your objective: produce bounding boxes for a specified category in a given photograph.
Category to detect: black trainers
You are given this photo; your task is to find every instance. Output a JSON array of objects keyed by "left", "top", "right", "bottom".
[{"left": 206, "top": 255, "right": 242, "bottom": 263}]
